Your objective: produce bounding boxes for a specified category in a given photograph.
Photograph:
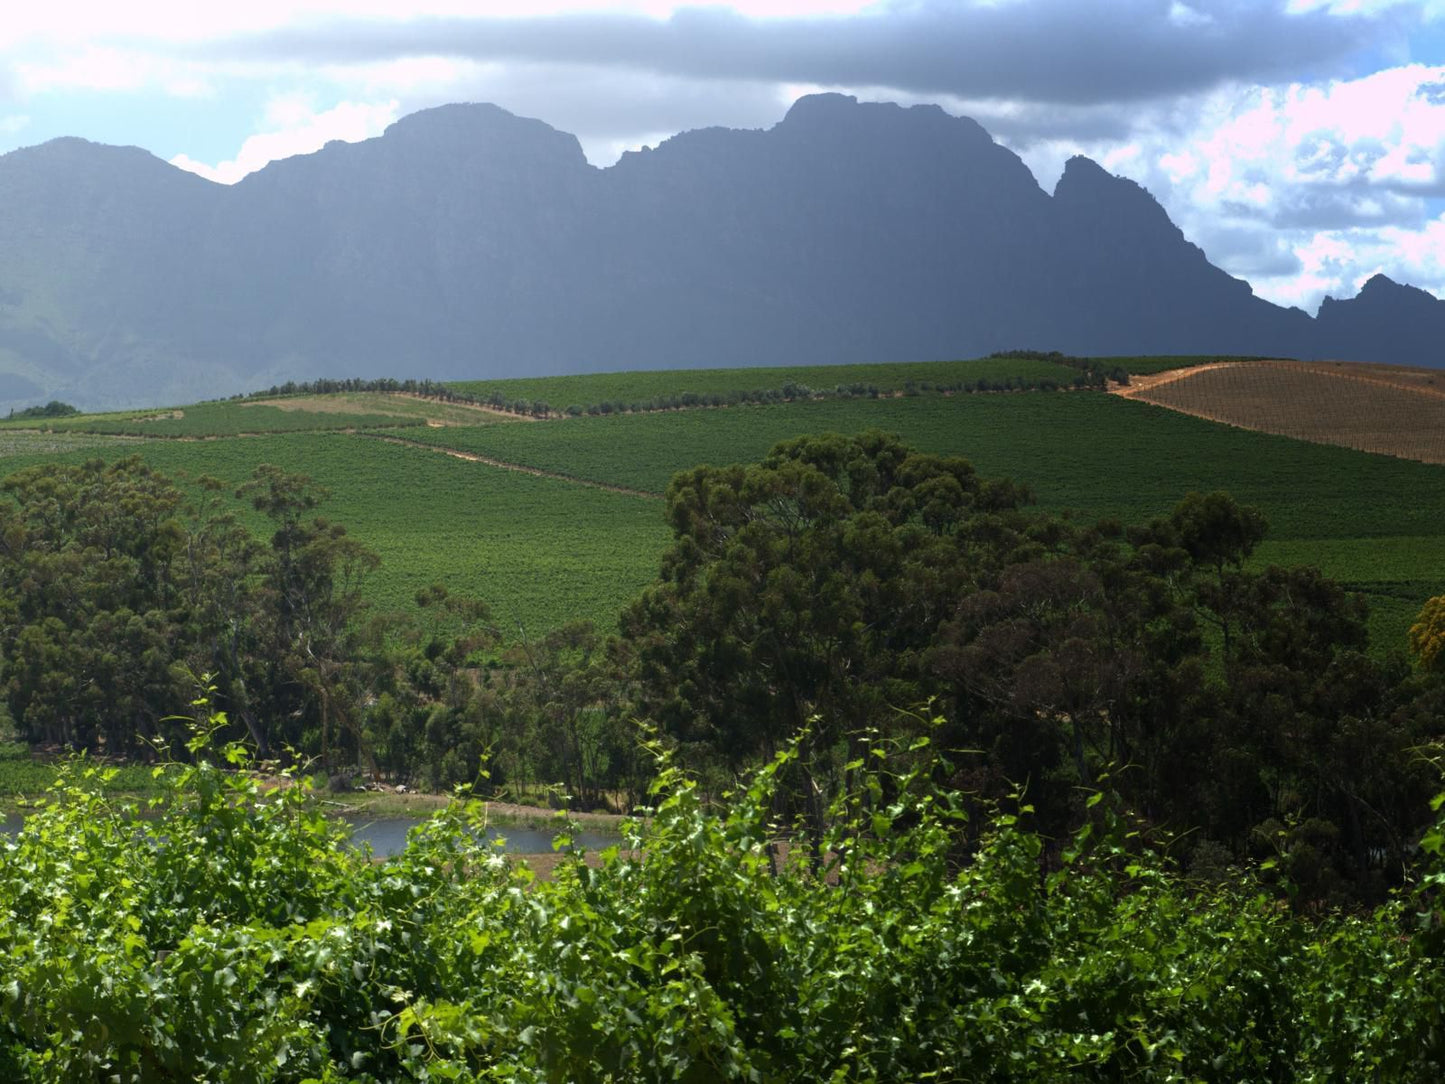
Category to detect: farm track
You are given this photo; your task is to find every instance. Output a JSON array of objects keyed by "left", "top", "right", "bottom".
[{"left": 361, "top": 434, "right": 663, "bottom": 499}]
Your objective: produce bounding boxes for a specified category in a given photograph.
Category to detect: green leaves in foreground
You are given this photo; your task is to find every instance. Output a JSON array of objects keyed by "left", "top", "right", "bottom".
[{"left": 0, "top": 717, "right": 1443, "bottom": 1081}]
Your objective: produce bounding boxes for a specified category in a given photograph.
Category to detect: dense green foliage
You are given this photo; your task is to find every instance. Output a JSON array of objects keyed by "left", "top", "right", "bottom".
[
  {"left": 5, "top": 401, "right": 79, "bottom": 420},
  {"left": 0, "top": 454, "right": 651, "bottom": 798},
  {"left": 616, "top": 432, "right": 1445, "bottom": 904},
  {"left": 0, "top": 457, "right": 380, "bottom": 759},
  {"left": 1, "top": 718, "right": 1444, "bottom": 1080}
]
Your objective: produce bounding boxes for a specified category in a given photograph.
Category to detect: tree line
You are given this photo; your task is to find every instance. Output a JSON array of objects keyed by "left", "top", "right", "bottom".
[{"left": 236, "top": 364, "right": 1118, "bottom": 424}]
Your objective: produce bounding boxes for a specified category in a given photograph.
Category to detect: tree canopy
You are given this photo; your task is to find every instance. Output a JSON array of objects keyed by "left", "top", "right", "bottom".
[{"left": 620, "top": 430, "right": 1445, "bottom": 902}]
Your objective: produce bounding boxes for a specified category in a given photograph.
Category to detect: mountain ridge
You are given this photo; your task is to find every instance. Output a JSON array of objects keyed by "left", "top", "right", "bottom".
[{"left": 0, "top": 94, "right": 1436, "bottom": 410}]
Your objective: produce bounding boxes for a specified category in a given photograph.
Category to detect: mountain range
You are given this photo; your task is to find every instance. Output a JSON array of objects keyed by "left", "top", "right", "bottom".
[{"left": 0, "top": 93, "right": 1440, "bottom": 410}]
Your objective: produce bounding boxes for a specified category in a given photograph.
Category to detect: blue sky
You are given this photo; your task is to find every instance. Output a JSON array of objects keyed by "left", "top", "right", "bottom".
[{"left": 3, "top": 0, "right": 1445, "bottom": 314}]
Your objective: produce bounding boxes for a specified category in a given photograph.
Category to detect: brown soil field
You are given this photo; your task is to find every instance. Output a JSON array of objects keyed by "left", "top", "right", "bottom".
[{"left": 1114, "top": 360, "right": 1445, "bottom": 464}]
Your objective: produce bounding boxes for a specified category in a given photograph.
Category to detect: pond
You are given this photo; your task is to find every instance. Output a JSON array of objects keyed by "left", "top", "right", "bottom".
[
  {"left": 345, "top": 816, "right": 621, "bottom": 857},
  {"left": 0, "top": 811, "right": 621, "bottom": 858}
]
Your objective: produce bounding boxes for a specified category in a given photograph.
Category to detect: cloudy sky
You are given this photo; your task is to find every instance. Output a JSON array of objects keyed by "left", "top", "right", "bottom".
[{"left": 2, "top": 0, "right": 1444, "bottom": 313}]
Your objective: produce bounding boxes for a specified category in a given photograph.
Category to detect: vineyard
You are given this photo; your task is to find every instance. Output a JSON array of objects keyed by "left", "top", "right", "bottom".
[
  {"left": 1124, "top": 359, "right": 1445, "bottom": 464},
  {"left": 0, "top": 356, "right": 1441, "bottom": 649},
  {"left": 447, "top": 354, "right": 1084, "bottom": 408},
  {"left": 2, "top": 356, "right": 1445, "bottom": 1077},
  {"left": 0, "top": 399, "right": 432, "bottom": 439}
]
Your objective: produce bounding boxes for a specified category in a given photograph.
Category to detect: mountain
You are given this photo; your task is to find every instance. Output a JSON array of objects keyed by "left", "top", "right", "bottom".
[
  {"left": 1314, "top": 274, "right": 1445, "bottom": 368},
  {"left": 0, "top": 94, "right": 1437, "bottom": 410}
]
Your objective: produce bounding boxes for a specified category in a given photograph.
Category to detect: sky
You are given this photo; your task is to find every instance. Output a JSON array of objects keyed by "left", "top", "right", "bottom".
[{"left": 2, "top": 0, "right": 1445, "bottom": 314}]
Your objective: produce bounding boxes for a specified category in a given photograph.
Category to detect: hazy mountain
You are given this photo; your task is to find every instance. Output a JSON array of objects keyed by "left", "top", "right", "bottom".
[
  {"left": 1314, "top": 274, "right": 1445, "bottom": 368},
  {"left": 0, "top": 94, "right": 1437, "bottom": 410}
]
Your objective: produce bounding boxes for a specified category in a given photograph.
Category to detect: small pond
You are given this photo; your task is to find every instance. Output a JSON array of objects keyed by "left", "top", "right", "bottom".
[
  {"left": 345, "top": 817, "right": 621, "bottom": 857},
  {"left": 1, "top": 811, "right": 620, "bottom": 858}
]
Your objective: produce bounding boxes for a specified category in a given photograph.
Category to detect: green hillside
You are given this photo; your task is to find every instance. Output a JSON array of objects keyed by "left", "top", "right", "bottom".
[{"left": 0, "top": 356, "right": 1440, "bottom": 651}]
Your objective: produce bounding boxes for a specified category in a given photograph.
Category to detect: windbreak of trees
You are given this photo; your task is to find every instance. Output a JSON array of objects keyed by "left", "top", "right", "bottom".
[{"left": 237, "top": 366, "right": 1112, "bottom": 423}]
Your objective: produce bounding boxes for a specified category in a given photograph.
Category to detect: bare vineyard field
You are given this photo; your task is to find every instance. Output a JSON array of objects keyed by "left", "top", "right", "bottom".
[{"left": 1124, "top": 360, "right": 1445, "bottom": 464}]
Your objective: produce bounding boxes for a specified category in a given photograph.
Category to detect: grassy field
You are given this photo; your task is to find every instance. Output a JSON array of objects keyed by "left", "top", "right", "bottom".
[
  {"left": 0, "top": 355, "right": 1439, "bottom": 653},
  {"left": 0, "top": 399, "right": 433, "bottom": 439}
]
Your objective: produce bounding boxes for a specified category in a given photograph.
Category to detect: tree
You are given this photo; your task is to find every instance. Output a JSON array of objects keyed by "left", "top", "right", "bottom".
[
  {"left": 236, "top": 465, "right": 380, "bottom": 764},
  {"left": 0, "top": 457, "right": 190, "bottom": 750},
  {"left": 619, "top": 429, "right": 1035, "bottom": 839},
  {"left": 1409, "top": 594, "right": 1445, "bottom": 673}
]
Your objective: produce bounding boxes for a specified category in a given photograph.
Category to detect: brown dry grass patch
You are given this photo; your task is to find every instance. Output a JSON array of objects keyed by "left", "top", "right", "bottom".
[
  {"left": 243, "top": 392, "right": 526, "bottom": 425},
  {"left": 1116, "top": 359, "right": 1445, "bottom": 464}
]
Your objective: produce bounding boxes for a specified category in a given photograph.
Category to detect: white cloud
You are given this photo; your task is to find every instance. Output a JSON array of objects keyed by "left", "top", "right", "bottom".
[
  {"left": 17, "top": 46, "right": 216, "bottom": 97},
  {"left": 1168, "top": 2, "right": 1214, "bottom": 28},
  {"left": 0, "top": 1, "right": 881, "bottom": 47},
  {"left": 170, "top": 96, "right": 398, "bottom": 183},
  {"left": 0, "top": 115, "right": 29, "bottom": 135},
  {"left": 322, "top": 56, "right": 482, "bottom": 97},
  {"left": 995, "top": 63, "right": 1445, "bottom": 310}
]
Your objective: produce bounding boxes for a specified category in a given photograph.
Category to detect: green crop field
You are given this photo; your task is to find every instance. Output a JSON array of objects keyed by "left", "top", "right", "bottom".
[
  {"left": 0, "top": 432, "right": 669, "bottom": 636},
  {"left": 389, "top": 392, "right": 1445, "bottom": 534},
  {"left": 387, "top": 391, "right": 1445, "bottom": 652},
  {"left": 0, "top": 357, "right": 1440, "bottom": 652}
]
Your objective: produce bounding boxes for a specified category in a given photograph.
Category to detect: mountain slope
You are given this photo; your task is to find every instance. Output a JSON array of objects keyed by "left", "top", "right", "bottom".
[{"left": 0, "top": 95, "right": 1435, "bottom": 410}]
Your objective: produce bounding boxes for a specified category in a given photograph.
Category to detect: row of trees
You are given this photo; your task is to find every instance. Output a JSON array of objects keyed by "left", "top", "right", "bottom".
[
  {"left": 4, "top": 400, "right": 79, "bottom": 421},
  {"left": 235, "top": 366, "right": 1115, "bottom": 424}
]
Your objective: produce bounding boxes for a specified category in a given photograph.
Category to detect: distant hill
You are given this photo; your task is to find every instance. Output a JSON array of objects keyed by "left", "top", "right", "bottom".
[{"left": 0, "top": 94, "right": 1439, "bottom": 410}]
